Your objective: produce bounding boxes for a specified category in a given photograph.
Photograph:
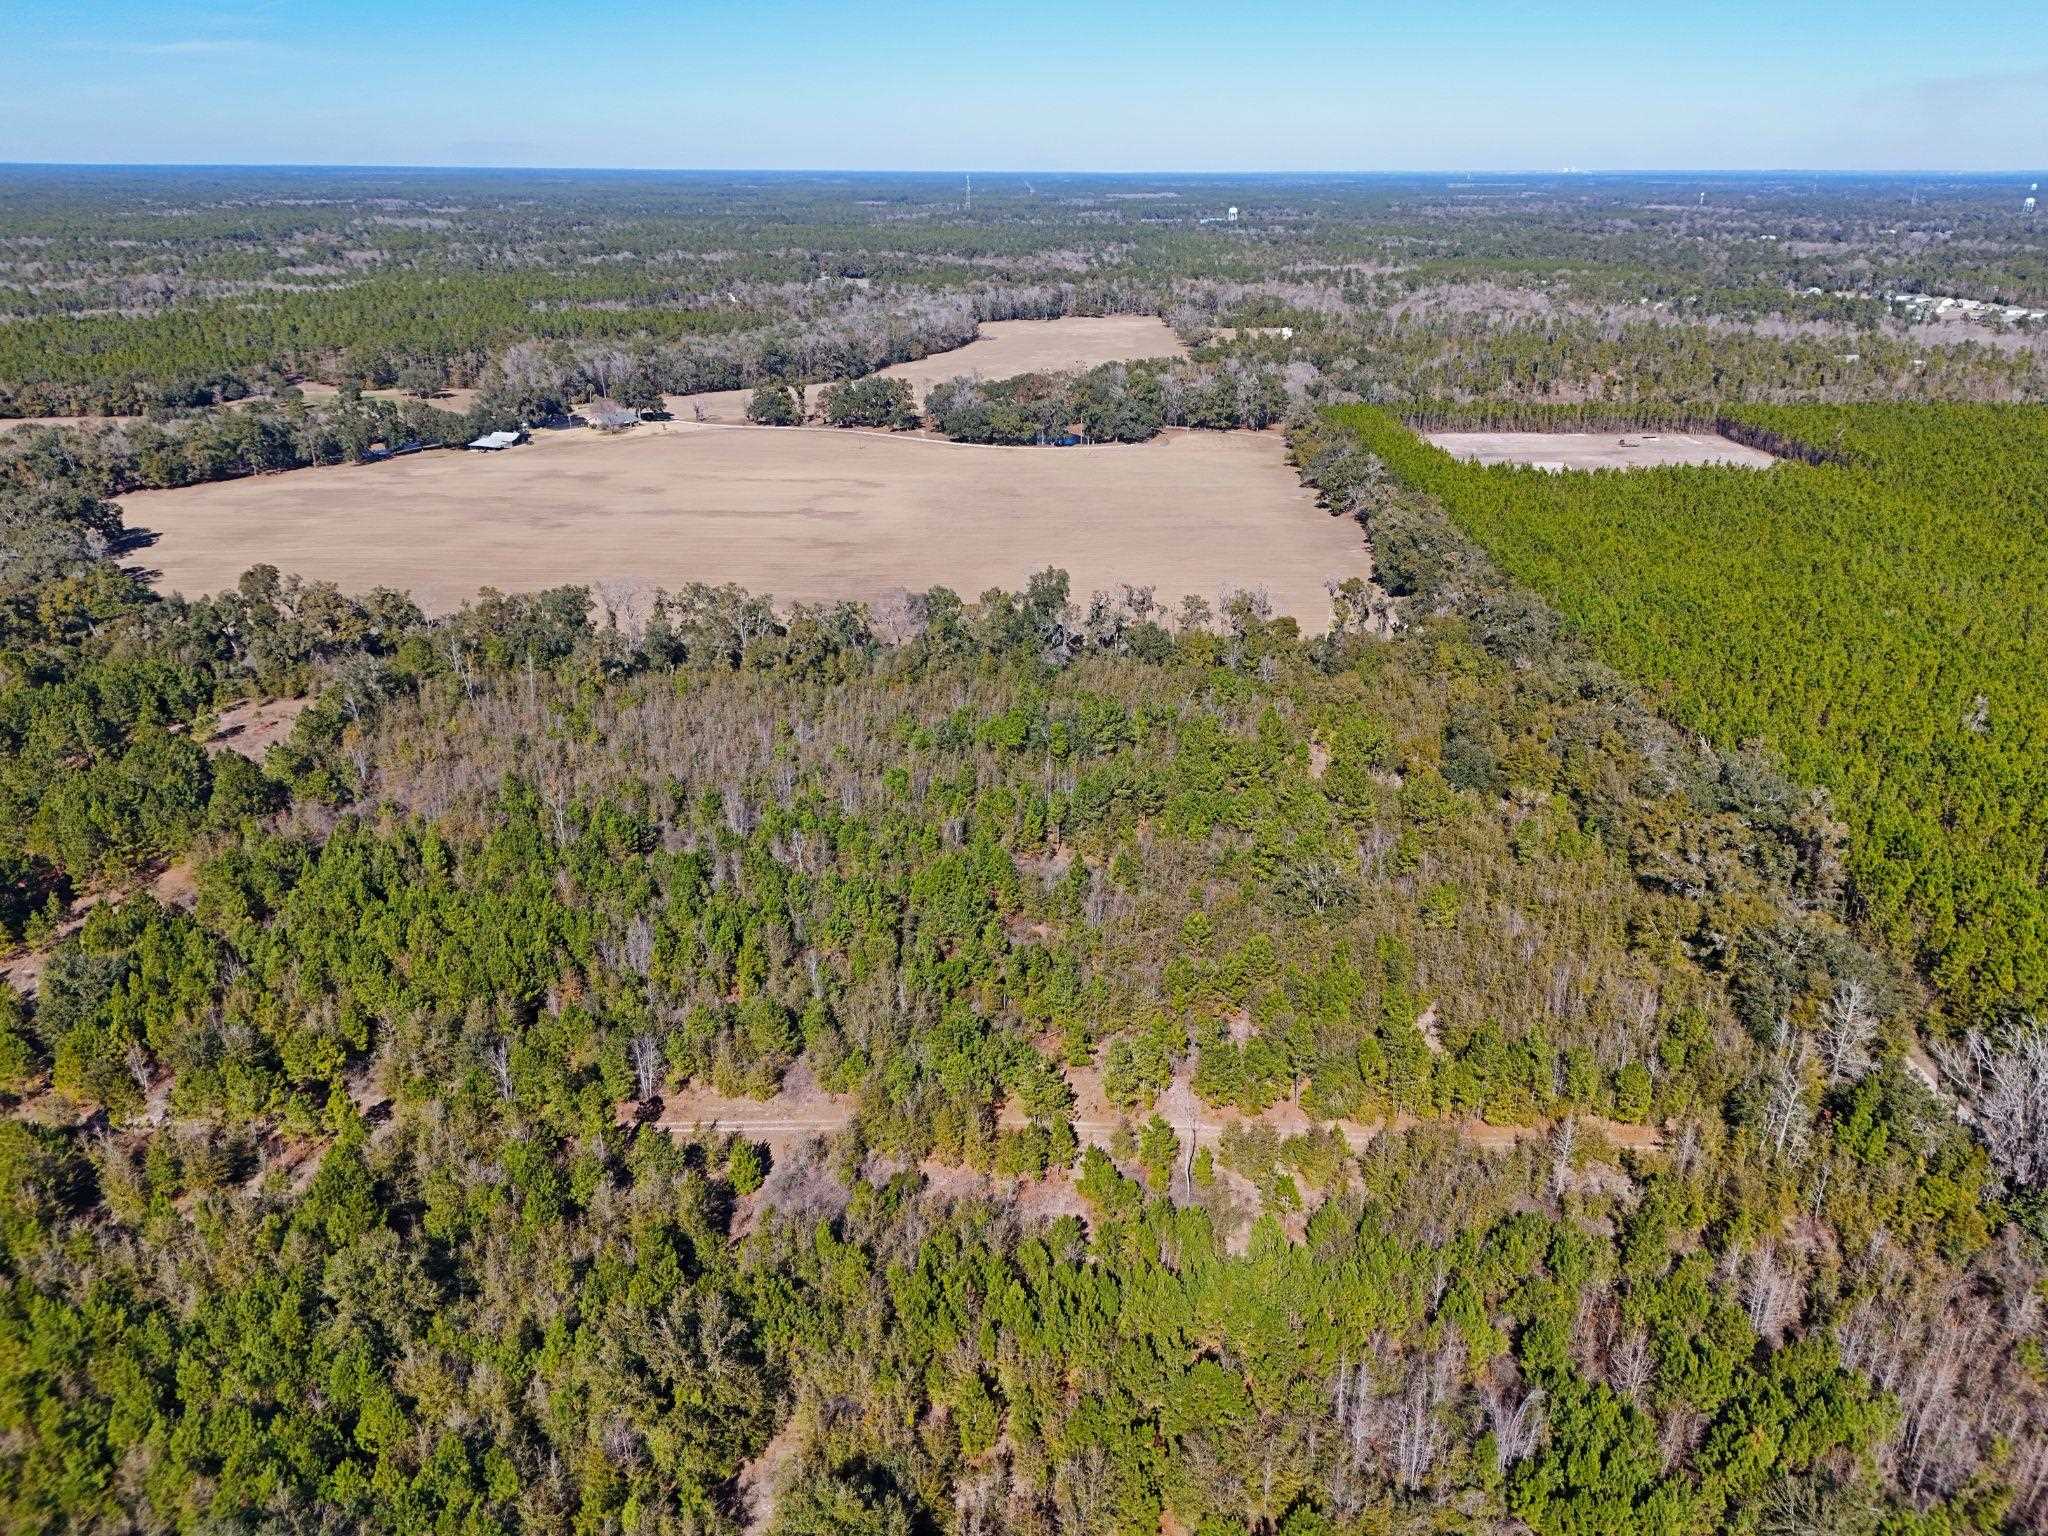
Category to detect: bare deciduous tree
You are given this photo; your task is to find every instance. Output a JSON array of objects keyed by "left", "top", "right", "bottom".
[
  {"left": 1328, "top": 1355, "right": 1377, "bottom": 1516},
  {"left": 620, "top": 914, "right": 653, "bottom": 978},
  {"left": 1761, "top": 1031, "right": 1813, "bottom": 1159},
  {"left": 593, "top": 578, "right": 653, "bottom": 648},
  {"left": 1741, "top": 1244, "right": 1799, "bottom": 1344},
  {"left": 1549, "top": 1114, "right": 1579, "bottom": 1199},
  {"left": 443, "top": 631, "right": 475, "bottom": 699},
  {"left": 629, "top": 1033, "right": 662, "bottom": 1103},
  {"left": 722, "top": 783, "right": 754, "bottom": 838},
  {"left": 126, "top": 1042, "right": 153, "bottom": 1096},
  {"left": 1818, "top": 978, "right": 1876, "bottom": 1085},
  {"left": 1609, "top": 1328, "right": 1652, "bottom": 1404},
  {"left": 1053, "top": 1444, "right": 1113, "bottom": 1534},
  {"left": 1393, "top": 1343, "right": 1459, "bottom": 1492},
  {"left": 485, "top": 1039, "right": 513, "bottom": 1101},
  {"left": 1483, "top": 1381, "right": 1545, "bottom": 1470},
  {"left": 1936, "top": 1018, "right": 2048, "bottom": 1189}
]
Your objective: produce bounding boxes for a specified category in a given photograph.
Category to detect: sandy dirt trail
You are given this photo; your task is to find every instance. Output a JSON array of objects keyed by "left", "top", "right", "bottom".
[{"left": 645, "top": 1066, "right": 1666, "bottom": 1157}]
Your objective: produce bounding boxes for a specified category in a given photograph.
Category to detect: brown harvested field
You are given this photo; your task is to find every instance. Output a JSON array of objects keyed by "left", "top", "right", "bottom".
[
  {"left": 666, "top": 314, "right": 1187, "bottom": 422},
  {"left": 1424, "top": 430, "right": 1777, "bottom": 470},
  {"left": 120, "top": 421, "right": 1365, "bottom": 626}
]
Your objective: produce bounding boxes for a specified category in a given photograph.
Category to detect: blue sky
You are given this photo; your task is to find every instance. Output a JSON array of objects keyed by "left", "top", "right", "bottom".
[{"left": 4, "top": 0, "right": 2044, "bottom": 171}]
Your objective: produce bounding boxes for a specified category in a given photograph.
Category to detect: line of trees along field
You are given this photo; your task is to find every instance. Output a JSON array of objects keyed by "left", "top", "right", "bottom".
[
  {"left": 1, "top": 394, "right": 511, "bottom": 492},
  {"left": 924, "top": 359, "right": 1291, "bottom": 444},
  {"left": 751, "top": 360, "right": 1295, "bottom": 442},
  {"left": 1325, "top": 401, "right": 2048, "bottom": 1028},
  {"left": 2, "top": 400, "right": 2046, "bottom": 1531}
]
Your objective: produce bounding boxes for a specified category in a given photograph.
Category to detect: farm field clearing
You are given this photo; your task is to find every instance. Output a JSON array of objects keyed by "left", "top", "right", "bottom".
[
  {"left": 665, "top": 314, "right": 1187, "bottom": 421},
  {"left": 1425, "top": 429, "right": 1777, "bottom": 469},
  {"left": 120, "top": 420, "right": 1361, "bottom": 624}
]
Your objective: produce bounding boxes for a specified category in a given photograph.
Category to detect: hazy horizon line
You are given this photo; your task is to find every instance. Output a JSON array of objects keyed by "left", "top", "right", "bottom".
[{"left": 2, "top": 161, "right": 2043, "bottom": 180}]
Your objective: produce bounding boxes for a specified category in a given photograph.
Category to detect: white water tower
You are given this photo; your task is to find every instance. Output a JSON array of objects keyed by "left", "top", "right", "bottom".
[{"left": 1227, "top": 206, "right": 1239, "bottom": 224}]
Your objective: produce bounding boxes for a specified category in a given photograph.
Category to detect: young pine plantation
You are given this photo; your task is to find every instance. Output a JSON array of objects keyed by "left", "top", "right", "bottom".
[{"left": 1331, "top": 402, "right": 2048, "bottom": 1026}]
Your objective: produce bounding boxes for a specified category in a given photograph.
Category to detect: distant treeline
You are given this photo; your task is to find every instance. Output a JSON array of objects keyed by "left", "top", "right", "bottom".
[
  {"left": 0, "top": 276, "right": 1162, "bottom": 422},
  {"left": 0, "top": 270, "right": 763, "bottom": 417},
  {"left": 1180, "top": 300, "right": 2048, "bottom": 408}
]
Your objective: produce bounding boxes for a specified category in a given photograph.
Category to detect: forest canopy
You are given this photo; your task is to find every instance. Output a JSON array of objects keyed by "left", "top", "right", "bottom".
[
  {"left": 2, "top": 165, "right": 2046, "bottom": 1536},
  {"left": 1329, "top": 401, "right": 2048, "bottom": 1028}
]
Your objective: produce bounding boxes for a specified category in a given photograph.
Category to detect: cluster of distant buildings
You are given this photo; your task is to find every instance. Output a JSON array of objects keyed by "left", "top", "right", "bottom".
[
  {"left": 1800, "top": 288, "right": 2047, "bottom": 325},
  {"left": 1882, "top": 292, "right": 2048, "bottom": 325},
  {"left": 465, "top": 400, "right": 647, "bottom": 452}
]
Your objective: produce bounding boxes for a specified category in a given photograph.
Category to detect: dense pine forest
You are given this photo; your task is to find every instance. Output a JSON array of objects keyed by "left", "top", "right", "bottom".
[
  {"left": 2, "top": 166, "right": 2047, "bottom": 1535},
  {"left": 1326, "top": 403, "right": 2048, "bottom": 1025}
]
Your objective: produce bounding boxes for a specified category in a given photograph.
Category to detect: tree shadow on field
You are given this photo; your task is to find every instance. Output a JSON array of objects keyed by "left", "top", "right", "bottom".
[{"left": 112, "top": 524, "right": 162, "bottom": 583}]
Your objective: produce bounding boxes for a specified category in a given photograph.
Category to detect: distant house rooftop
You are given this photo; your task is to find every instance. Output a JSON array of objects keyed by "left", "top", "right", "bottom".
[
  {"left": 585, "top": 402, "right": 641, "bottom": 431},
  {"left": 467, "top": 430, "right": 523, "bottom": 451}
]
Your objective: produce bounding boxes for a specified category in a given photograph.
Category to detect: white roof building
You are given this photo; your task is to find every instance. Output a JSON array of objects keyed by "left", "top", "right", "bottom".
[{"left": 467, "top": 430, "right": 523, "bottom": 451}]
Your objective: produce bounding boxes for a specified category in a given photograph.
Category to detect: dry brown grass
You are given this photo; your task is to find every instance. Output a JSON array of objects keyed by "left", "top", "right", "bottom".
[
  {"left": 121, "top": 422, "right": 1366, "bottom": 625},
  {"left": 204, "top": 698, "right": 310, "bottom": 760},
  {"left": 1424, "top": 430, "right": 1777, "bottom": 470}
]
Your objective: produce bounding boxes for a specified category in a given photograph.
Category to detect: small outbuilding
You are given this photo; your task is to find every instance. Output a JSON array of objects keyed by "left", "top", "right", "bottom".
[
  {"left": 585, "top": 402, "right": 642, "bottom": 432},
  {"left": 467, "top": 430, "right": 525, "bottom": 452}
]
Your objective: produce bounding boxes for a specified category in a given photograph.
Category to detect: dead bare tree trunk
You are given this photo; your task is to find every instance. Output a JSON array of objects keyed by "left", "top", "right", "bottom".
[
  {"left": 1818, "top": 979, "right": 1876, "bottom": 1085},
  {"left": 629, "top": 1034, "right": 662, "bottom": 1102}
]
